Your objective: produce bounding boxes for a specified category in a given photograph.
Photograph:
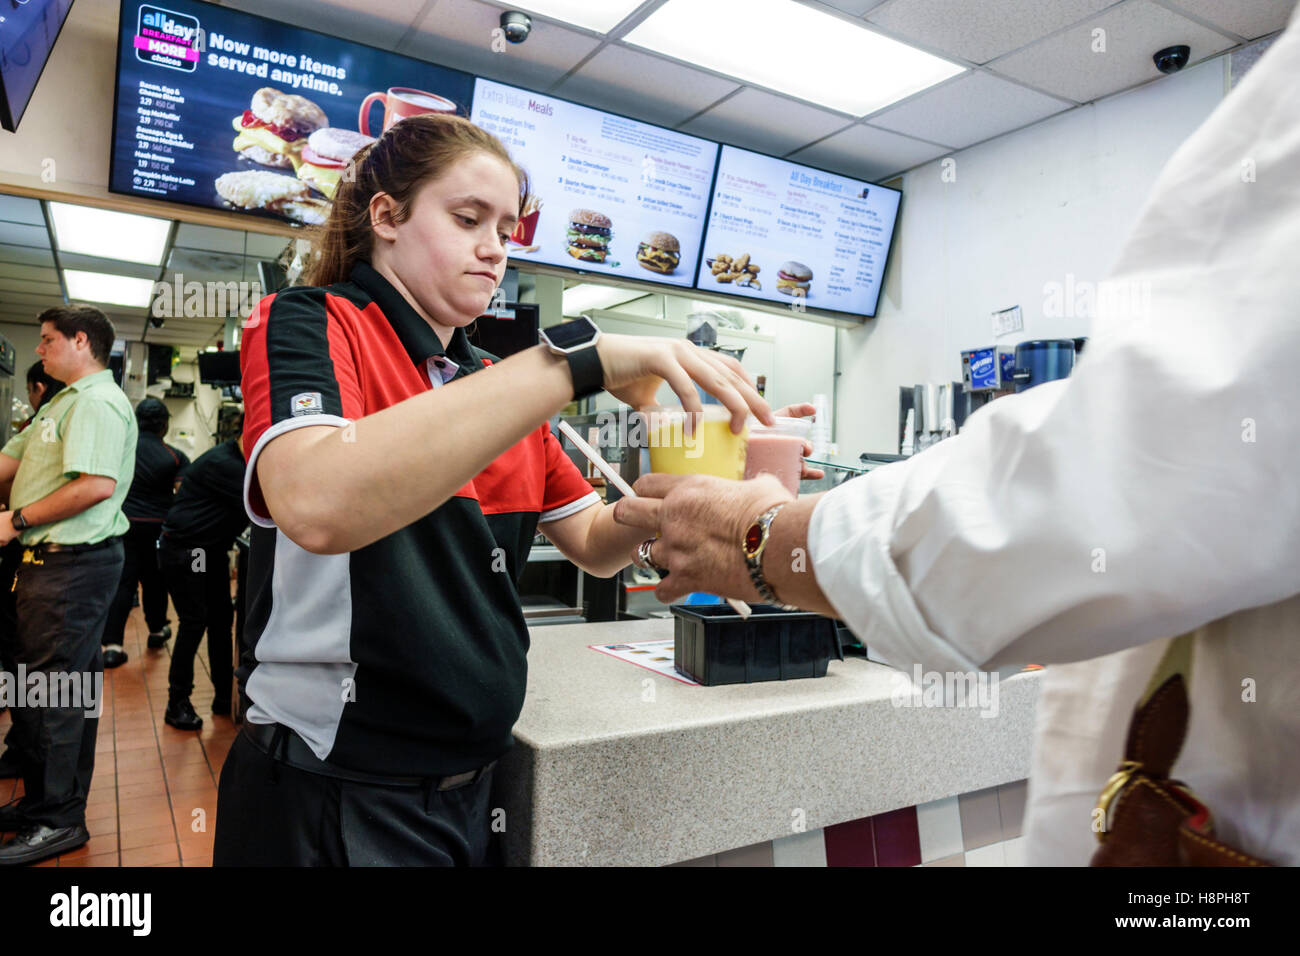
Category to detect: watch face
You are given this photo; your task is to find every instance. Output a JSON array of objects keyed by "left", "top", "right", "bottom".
[
  {"left": 744, "top": 521, "right": 763, "bottom": 555},
  {"left": 544, "top": 317, "right": 597, "bottom": 351}
]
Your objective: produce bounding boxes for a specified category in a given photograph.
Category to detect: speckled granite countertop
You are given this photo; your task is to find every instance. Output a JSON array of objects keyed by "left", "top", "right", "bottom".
[{"left": 495, "top": 619, "right": 1041, "bottom": 866}]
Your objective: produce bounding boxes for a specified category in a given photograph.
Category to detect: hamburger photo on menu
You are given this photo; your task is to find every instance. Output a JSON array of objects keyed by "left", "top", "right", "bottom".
[
  {"left": 775, "top": 261, "right": 813, "bottom": 298},
  {"left": 231, "top": 87, "right": 328, "bottom": 172},
  {"left": 567, "top": 209, "right": 613, "bottom": 263},
  {"left": 636, "top": 231, "right": 680, "bottom": 274}
]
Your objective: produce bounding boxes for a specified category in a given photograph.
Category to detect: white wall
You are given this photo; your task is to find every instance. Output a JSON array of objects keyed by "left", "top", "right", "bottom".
[{"left": 835, "top": 56, "right": 1229, "bottom": 456}]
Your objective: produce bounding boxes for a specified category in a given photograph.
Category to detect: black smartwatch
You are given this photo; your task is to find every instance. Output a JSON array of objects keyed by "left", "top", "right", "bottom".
[
  {"left": 11, "top": 509, "right": 29, "bottom": 531},
  {"left": 539, "top": 315, "right": 604, "bottom": 401}
]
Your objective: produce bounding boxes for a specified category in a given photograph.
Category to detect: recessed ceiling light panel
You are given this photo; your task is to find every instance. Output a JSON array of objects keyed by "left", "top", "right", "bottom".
[
  {"left": 624, "top": 0, "right": 965, "bottom": 117},
  {"left": 63, "top": 270, "right": 157, "bottom": 309},
  {"left": 50, "top": 203, "right": 171, "bottom": 266}
]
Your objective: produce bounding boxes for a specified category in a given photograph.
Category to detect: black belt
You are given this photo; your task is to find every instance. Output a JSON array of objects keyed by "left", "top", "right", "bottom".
[
  {"left": 242, "top": 721, "right": 494, "bottom": 792},
  {"left": 21, "top": 537, "right": 121, "bottom": 563}
]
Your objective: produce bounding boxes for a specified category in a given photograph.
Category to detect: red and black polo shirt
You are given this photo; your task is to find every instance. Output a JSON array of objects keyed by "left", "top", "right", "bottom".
[{"left": 240, "top": 261, "right": 598, "bottom": 776}]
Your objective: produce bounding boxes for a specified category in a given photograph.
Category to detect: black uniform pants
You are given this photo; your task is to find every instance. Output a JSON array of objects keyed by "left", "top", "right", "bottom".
[
  {"left": 159, "top": 539, "right": 233, "bottom": 705},
  {"left": 213, "top": 730, "right": 497, "bottom": 866},
  {"left": 104, "top": 521, "right": 169, "bottom": 645},
  {"left": 0, "top": 541, "right": 26, "bottom": 765},
  {"left": 9, "top": 541, "right": 122, "bottom": 828}
]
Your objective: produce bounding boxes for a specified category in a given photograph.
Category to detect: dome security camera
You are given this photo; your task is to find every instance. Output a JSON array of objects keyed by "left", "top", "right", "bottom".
[
  {"left": 1153, "top": 44, "right": 1190, "bottom": 74},
  {"left": 500, "top": 11, "right": 532, "bottom": 44}
]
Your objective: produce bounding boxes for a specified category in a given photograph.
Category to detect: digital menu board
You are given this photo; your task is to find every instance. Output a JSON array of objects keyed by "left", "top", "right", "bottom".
[
  {"left": 696, "top": 146, "right": 901, "bottom": 317},
  {"left": 110, "top": 0, "right": 474, "bottom": 225},
  {"left": 470, "top": 78, "right": 718, "bottom": 288},
  {"left": 1, "top": 0, "right": 74, "bottom": 132}
]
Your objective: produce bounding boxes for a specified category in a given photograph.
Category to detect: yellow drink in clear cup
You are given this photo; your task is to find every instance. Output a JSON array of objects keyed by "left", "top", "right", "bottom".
[{"left": 646, "top": 406, "right": 748, "bottom": 479}]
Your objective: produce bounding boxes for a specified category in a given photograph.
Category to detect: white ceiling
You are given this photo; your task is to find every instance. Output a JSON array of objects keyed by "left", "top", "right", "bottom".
[
  {"left": 0, "top": 194, "right": 288, "bottom": 351},
  {"left": 1, "top": 0, "right": 1293, "bottom": 349},
  {"left": 219, "top": 0, "right": 1296, "bottom": 183}
]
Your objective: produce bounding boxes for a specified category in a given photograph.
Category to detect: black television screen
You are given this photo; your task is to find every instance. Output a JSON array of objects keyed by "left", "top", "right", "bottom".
[
  {"left": 695, "top": 145, "right": 901, "bottom": 319},
  {"left": 470, "top": 304, "right": 539, "bottom": 360},
  {"left": 1, "top": 0, "right": 75, "bottom": 131},
  {"left": 197, "top": 350, "right": 240, "bottom": 386},
  {"left": 469, "top": 77, "right": 718, "bottom": 289},
  {"left": 110, "top": 0, "right": 474, "bottom": 225}
]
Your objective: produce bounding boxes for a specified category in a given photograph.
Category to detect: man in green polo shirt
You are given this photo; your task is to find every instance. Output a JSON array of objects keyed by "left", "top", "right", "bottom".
[{"left": 0, "top": 305, "right": 136, "bottom": 866}]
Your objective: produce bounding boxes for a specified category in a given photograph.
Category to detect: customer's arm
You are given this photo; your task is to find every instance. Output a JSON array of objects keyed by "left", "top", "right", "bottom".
[{"left": 618, "top": 25, "right": 1300, "bottom": 671}]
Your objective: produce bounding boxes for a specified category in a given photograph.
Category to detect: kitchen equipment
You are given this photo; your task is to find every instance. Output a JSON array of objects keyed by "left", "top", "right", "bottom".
[{"left": 1011, "top": 339, "right": 1076, "bottom": 392}]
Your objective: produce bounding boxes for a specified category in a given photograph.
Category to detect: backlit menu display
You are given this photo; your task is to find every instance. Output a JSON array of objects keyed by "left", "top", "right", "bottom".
[
  {"left": 110, "top": 0, "right": 474, "bottom": 225},
  {"left": 696, "top": 146, "right": 901, "bottom": 317},
  {"left": 470, "top": 78, "right": 717, "bottom": 287}
]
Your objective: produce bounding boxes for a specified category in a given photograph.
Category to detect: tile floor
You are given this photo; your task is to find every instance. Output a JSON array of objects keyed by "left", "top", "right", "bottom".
[{"left": 0, "top": 599, "right": 236, "bottom": 867}]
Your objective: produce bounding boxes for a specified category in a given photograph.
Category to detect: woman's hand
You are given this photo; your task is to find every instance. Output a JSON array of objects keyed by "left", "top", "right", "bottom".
[
  {"left": 595, "top": 334, "right": 773, "bottom": 433},
  {"left": 772, "top": 402, "right": 825, "bottom": 480}
]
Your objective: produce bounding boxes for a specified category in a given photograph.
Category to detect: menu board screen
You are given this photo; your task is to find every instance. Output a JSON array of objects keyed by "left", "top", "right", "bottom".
[
  {"left": 470, "top": 78, "right": 717, "bottom": 287},
  {"left": 1, "top": 0, "right": 74, "bottom": 131},
  {"left": 697, "top": 146, "right": 901, "bottom": 317},
  {"left": 110, "top": 0, "right": 474, "bottom": 225}
]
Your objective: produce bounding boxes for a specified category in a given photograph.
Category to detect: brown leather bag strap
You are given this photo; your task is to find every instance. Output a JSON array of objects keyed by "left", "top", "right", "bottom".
[{"left": 1091, "top": 634, "right": 1271, "bottom": 866}]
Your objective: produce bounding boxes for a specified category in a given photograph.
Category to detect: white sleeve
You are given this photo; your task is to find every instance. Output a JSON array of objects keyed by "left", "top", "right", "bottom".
[{"left": 808, "top": 21, "right": 1300, "bottom": 674}]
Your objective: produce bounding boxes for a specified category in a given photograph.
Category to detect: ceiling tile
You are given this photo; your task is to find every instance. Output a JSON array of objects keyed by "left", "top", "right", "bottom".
[
  {"left": 0, "top": 263, "right": 58, "bottom": 284},
  {"left": 2, "top": 277, "right": 63, "bottom": 298},
  {"left": 1160, "top": 0, "right": 1297, "bottom": 40},
  {"left": 0, "top": 196, "right": 46, "bottom": 226},
  {"left": 868, "top": 0, "right": 1116, "bottom": 64},
  {"left": 815, "top": 0, "right": 892, "bottom": 15},
  {"left": 867, "top": 71, "right": 1071, "bottom": 148},
  {"left": 0, "top": 222, "right": 51, "bottom": 250},
  {"left": 222, "top": 0, "right": 423, "bottom": 52},
  {"left": 552, "top": 45, "right": 740, "bottom": 128},
  {"left": 245, "top": 234, "right": 293, "bottom": 259},
  {"left": 174, "top": 224, "right": 250, "bottom": 255},
  {"left": 403, "top": 0, "right": 602, "bottom": 90},
  {"left": 0, "top": 244, "right": 57, "bottom": 270},
  {"left": 58, "top": 254, "right": 158, "bottom": 281},
  {"left": 789, "top": 123, "right": 950, "bottom": 181},
  {"left": 988, "top": 0, "right": 1235, "bottom": 103},
  {"left": 679, "top": 88, "right": 854, "bottom": 159}
]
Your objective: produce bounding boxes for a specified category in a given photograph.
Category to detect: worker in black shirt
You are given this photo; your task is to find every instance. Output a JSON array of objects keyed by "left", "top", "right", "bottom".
[
  {"left": 0, "top": 363, "right": 64, "bottom": 779},
  {"left": 158, "top": 432, "right": 246, "bottom": 730},
  {"left": 102, "top": 398, "right": 190, "bottom": 668}
]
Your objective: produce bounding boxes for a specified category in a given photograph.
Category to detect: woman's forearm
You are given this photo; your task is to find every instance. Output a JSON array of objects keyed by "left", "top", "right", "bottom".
[
  {"left": 260, "top": 344, "right": 573, "bottom": 553},
  {"left": 577, "top": 503, "right": 648, "bottom": 578}
]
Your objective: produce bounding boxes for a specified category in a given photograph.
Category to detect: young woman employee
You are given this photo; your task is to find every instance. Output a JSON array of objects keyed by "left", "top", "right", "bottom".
[{"left": 213, "top": 112, "right": 772, "bottom": 866}]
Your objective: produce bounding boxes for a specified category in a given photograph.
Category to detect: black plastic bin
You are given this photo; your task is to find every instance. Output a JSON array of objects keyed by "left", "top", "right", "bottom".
[{"left": 671, "top": 604, "right": 844, "bottom": 686}]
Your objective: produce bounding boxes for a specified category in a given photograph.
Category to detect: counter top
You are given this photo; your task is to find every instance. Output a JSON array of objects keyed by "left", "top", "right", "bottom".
[{"left": 496, "top": 619, "right": 1041, "bottom": 866}]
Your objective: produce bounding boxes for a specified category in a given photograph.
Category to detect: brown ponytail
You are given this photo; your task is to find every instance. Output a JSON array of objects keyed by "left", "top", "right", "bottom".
[{"left": 303, "top": 113, "right": 529, "bottom": 287}]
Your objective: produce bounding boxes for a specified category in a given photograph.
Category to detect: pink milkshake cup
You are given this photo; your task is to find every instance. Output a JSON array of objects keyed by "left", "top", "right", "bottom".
[{"left": 744, "top": 416, "right": 812, "bottom": 495}]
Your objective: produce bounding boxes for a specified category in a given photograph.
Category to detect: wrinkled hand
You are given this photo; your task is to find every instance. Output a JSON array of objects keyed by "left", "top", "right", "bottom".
[
  {"left": 595, "top": 333, "right": 773, "bottom": 433},
  {"left": 613, "top": 473, "right": 792, "bottom": 603},
  {"left": 771, "top": 402, "right": 825, "bottom": 480},
  {"left": 0, "top": 512, "right": 18, "bottom": 547}
]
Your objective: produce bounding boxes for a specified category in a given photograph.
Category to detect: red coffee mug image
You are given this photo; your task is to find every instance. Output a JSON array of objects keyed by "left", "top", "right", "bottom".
[{"left": 358, "top": 87, "right": 458, "bottom": 136}]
